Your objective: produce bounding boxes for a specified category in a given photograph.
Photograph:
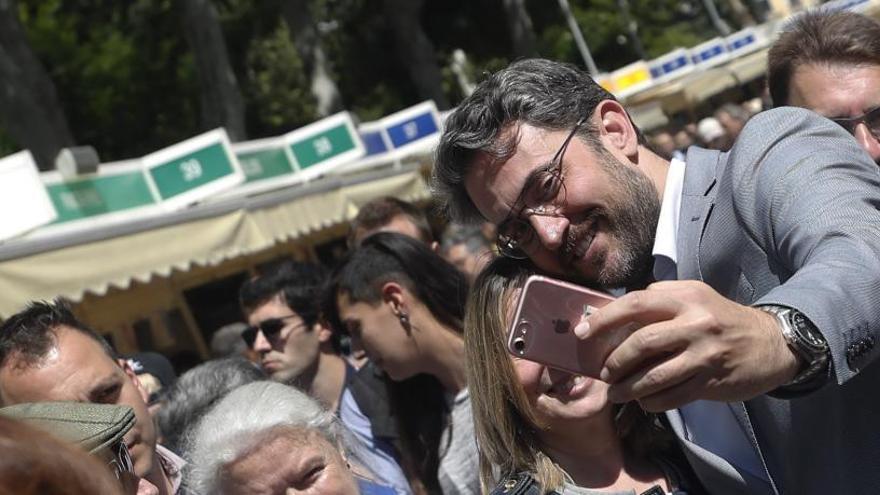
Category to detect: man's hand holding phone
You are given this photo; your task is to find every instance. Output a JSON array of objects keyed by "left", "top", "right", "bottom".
[{"left": 574, "top": 280, "right": 801, "bottom": 412}]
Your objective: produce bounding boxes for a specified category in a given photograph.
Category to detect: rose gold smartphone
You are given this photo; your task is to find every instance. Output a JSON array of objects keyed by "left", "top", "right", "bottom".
[{"left": 507, "top": 275, "right": 617, "bottom": 378}]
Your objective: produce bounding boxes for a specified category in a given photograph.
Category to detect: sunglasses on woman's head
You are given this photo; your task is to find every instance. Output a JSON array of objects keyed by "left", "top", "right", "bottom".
[{"left": 241, "top": 314, "right": 302, "bottom": 348}]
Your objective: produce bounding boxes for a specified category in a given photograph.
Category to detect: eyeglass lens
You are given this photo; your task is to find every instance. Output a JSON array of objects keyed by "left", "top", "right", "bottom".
[
  {"left": 241, "top": 316, "right": 299, "bottom": 347},
  {"left": 108, "top": 441, "right": 134, "bottom": 479},
  {"left": 496, "top": 118, "right": 584, "bottom": 258}
]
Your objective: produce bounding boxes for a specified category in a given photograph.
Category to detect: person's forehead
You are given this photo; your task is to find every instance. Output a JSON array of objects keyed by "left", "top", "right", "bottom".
[
  {"left": 336, "top": 294, "right": 374, "bottom": 319},
  {"left": 43, "top": 326, "right": 115, "bottom": 371},
  {"left": 789, "top": 63, "right": 880, "bottom": 116},
  {"left": 247, "top": 296, "right": 298, "bottom": 325},
  {"left": 230, "top": 429, "right": 332, "bottom": 478},
  {"left": 0, "top": 327, "right": 118, "bottom": 402},
  {"left": 376, "top": 215, "right": 422, "bottom": 240},
  {"left": 446, "top": 243, "right": 470, "bottom": 261}
]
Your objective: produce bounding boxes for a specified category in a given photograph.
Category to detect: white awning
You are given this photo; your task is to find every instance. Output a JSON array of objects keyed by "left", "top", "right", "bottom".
[{"left": 0, "top": 164, "right": 430, "bottom": 317}]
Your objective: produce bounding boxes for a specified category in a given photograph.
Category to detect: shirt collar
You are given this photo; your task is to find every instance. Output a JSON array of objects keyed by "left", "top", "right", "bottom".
[
  {"left": 156, "top": 444, "right": 186, "bottom": 494},
  {"left": 652, "top": 157, "right": 686, "bottom": 281}
]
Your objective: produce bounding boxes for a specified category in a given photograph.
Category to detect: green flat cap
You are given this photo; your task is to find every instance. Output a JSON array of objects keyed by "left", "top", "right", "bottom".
[{"left": 0, "top": 401, "right": 135, "bottom": 454}]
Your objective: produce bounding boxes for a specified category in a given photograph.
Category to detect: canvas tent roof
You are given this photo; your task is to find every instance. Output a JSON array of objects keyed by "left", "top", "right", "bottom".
[{"left": 0, "top": 164, "right": 430, "bottom": 317}]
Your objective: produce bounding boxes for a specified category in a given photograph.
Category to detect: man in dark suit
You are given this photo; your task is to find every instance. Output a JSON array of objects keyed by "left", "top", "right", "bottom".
[
  {"left": 434, "top": 58, "right": 880, "bottom": 494},
  {"left": 768, "top": 10, "right": 880, "bottom": 163}
]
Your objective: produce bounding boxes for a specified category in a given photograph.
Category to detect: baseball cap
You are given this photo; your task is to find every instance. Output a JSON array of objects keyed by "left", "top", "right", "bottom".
[
  {"left": 125, "top": 352, "right": 177, "bottom": 405},
  {"left": 0, "top": 401, "right": 135, "bottom": 454},
  {"left": 125, "top": 352, "right": 177, "bottom": 389}
]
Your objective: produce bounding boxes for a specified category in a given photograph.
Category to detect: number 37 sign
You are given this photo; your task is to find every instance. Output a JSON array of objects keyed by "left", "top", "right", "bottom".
[{"left": 142, "top": 128, "right": 245, "bottom": 211}]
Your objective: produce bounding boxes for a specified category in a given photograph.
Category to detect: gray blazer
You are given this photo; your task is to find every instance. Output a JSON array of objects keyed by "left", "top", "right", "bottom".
[{"left": 670, "top": 107, "right": 880, "bottom": 495}]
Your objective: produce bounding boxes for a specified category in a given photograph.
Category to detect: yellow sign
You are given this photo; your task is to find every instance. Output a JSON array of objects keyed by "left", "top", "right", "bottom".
[
  {"left": 613, "top": 64, "right": 651, "bottom": 91},
  {"left": 611, "top": 61, "right": 654, "bottom": 98},
  {"left": 596, "top": 74, "right": 616, "bottom": 93}
]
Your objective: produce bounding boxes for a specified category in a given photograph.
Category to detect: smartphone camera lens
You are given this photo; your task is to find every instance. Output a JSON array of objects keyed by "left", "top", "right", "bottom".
[{"left": 512, "top": 320, "right": 530, "bottom": 354}]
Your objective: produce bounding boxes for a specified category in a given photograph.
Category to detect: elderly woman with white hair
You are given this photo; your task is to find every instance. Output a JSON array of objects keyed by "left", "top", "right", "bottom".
[{"left": 186, "top": 381, "right": 389, "bottom": 495}]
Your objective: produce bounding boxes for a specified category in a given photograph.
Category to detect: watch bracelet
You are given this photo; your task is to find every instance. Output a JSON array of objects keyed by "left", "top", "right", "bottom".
[{"left": 757, "top": 305, "right": 830, "bottom": 389}]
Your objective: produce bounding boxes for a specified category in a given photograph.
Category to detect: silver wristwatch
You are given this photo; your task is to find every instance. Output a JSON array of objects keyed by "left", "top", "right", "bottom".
[{"left": 759, "top": 305, "right": 830, "bottom": 389}]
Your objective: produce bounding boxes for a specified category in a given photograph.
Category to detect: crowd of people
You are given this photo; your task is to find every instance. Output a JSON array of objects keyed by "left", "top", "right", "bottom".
[{"left": 1, "top": 8, "right": 880, "bottom": 495}]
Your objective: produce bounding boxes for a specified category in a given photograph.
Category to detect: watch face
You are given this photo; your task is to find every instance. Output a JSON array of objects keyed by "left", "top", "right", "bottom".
[{"left": 792, "top": 312, "right": 827, "bottom": 350}]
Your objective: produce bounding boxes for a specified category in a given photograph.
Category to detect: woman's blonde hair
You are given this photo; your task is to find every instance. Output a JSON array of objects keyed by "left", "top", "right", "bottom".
[
  {"left": 465, "top": 258, "right": 675, "bottom": 493},
  {"left": 465, "top": 257, "right": 565, "bottom": 492}
]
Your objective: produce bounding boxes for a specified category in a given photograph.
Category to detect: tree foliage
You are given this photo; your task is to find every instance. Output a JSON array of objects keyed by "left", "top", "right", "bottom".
[{"left": 2, "top": 0, "right": 726, "bottom": 162}]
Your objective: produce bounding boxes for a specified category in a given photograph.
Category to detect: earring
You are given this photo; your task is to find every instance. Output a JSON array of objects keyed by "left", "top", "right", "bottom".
[{"left": 398, "top": 312, "right": 409, "bottom": 326}]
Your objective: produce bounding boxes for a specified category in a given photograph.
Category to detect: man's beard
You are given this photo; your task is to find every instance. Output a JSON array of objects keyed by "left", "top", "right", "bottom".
[{"left": 563, "top": 150, "right": 661, "bottom": 290}]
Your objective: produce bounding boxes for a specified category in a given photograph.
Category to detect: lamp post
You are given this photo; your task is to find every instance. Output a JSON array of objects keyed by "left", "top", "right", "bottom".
[
  {"left": 702, "top": 0, "right": 732, "bottom": 35},
  {"left": 557, "top": 0, "right": 600, "bottom": 76},
  {"left": 616, "top": 0, "right": 646, "bottom": 59}
]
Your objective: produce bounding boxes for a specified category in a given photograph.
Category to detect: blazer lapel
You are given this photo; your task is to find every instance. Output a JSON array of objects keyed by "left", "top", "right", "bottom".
[
  {"left": 676, "top": 147, "right": 721, "bottom": 282},
  {"left": 730, "top": 402, "right": 780, "bottom": 494},
  {"left": 672, "top": 149, "right": 779, "bottom": 494},
  {"left": 665, "top": 408, "right": 778, "bottom": 495}
]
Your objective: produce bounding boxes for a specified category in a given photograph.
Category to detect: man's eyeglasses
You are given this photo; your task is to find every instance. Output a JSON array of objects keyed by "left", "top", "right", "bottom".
[
  {"left": 103, "top": 440, "right": 134, "bottom": 480},
  {"left": 831, "top": 106, "right": 880, "bottom": 140},
  {"left": 496, "top": 117, "right": 587, "bottom": 259},
  {"left": 241, "top": 314, "right": 304, "bottom": 348}
]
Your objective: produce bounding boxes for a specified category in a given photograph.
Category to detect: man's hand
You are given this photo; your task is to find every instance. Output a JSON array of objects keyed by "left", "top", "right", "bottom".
[{"left": 574, "top": 280, "right": 802, "bottom": 411}]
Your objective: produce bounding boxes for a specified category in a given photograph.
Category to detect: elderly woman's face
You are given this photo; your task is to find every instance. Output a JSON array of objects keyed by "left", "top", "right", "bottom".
[{"left": 220, "top": 428, "right": 359, "bottom": 495}]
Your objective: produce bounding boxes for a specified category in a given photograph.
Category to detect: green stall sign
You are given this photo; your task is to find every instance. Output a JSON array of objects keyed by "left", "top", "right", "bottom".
[
  {"left": 46, "top": 172, "right": 155, "bottom": 223},
  {"left": 148, "top": 143, "right": 235, "bottom": 200},
  {"left": 237, "top": 148, "right": 295, "bottom": 183},
  {"left": 288, "top": 124, "right": 357, "bottom": 169}
]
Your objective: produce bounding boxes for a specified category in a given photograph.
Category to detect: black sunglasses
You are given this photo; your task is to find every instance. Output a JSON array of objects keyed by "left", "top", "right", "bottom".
[
  {"left": 831, "top": 106, "right": 880, "bottom": 140},
  {"left": 241, "top": 314, "right": 302, "bottom": 348}
]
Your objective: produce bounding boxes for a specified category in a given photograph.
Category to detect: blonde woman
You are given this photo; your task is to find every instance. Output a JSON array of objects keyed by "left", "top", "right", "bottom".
[{"left": 465, "top": 257, "right": 703, "bottom": 495}]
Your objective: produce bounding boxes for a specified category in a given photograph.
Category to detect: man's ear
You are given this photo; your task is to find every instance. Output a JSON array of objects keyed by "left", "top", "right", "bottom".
[
  {"left": 594, "top": 99, "right": 640, "bottom": 159},
  {"left": 381, "top": 281, "right": 407, "bottom": 317},
  {"left": 118, "top": 359, "right": 149, "bottom": 404},
  {"left": 315, "top": 321, "right": 334, "bottom": 344}
]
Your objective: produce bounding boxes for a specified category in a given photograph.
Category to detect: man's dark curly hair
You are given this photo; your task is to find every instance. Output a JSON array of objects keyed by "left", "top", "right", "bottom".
[
  {"left": 0, "top": 298, "right": 115, "bottom": 371},
  {"left": 239, "top": 260, "right": 340, "bottom": 352}
]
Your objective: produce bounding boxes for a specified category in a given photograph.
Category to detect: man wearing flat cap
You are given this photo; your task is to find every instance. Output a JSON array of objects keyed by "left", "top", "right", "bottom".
[
  {"left": 0, "top": 299, "right": 184, "bottom": 495},
  {"left": 1, "top": 401, "right": 144, "bottom": 493}
]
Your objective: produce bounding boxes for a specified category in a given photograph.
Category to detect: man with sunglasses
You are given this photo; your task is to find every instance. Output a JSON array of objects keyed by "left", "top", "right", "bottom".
[
  {"left": 238, "top": 260, "right": 411, "bottom": 495},
  {"left": 434, "top": 58, "right": 880, "bottom": 494},
  {"left": 768, "top": 10, "right": 880, "bottom": 163},
  {"left": 0, "top": 299, "right": 185, "bottom": 494}
]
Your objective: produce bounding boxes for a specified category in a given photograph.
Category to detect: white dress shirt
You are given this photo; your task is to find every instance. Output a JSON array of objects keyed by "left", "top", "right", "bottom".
[{"left": 651, "top": 157, "right": 770, "bottom": 483}]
